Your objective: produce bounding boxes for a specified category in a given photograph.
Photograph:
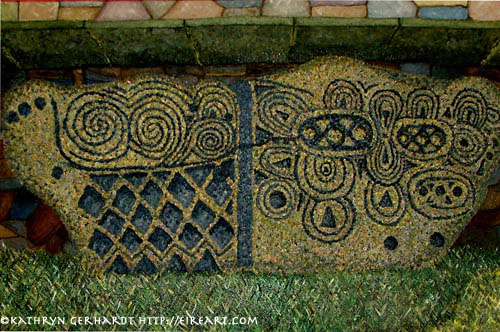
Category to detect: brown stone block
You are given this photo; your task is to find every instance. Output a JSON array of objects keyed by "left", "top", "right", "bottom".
[
  {"left": 46, "top": 233, "right": 66, "bottom": 254},
  {"left": 0, "top": 224, "right": 17, "bottom": 239},
  {"left": 58, "top": 7, "right": 100, "bottom": 21},
  {"left": 0, "top": 140, "right": 4, "bottom": 159},
  {"left": 0, "top": 191, "right": 14, "bottom": 222},
  {"left": 26, "top": 69, "right": 74, "bottom": 81},
  {"left": 468, "top": 209, "right": 500, "bottom": 228},
  {"left": 312, "top": 5, "right": 367, "bottom": 18},
  {"left": 86, "top": 67, "right": 122, "bottom": 79},
  {"left": 366, "top": 61, "right": 401, "bottom": 72},
  {"left": 453, "top": 225, "right": 498, "bottom": 247},
  {"left": 19, "top": 2, "right": 59, "bottom": 21},
  {"left": 0, "top": 160, "right": 14, "bottom": 179},
  {"left": 73, "top": 69, "right": 84, "bottom": 86},
  {"left": 480, "top": 185, "right": 500, "bottom": 210},
  {"left": 26, "top": 203, "right": 63, "bottom": 245},
  {"left": 205, "top": 65, "right": 247, "bottom": 77},
  {"left": 120, "top": 67, "right": 165, "bottom": 78}
]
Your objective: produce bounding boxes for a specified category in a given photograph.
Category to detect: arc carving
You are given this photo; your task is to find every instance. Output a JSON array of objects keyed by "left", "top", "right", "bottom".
[{"left": 252, "top": 79, "right": 498, "bottom": 244}]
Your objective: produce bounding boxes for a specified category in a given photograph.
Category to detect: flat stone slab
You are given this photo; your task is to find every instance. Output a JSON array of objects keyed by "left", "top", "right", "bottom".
[{"left": 3, "top": 57, "right": 500, "bottom": 273}]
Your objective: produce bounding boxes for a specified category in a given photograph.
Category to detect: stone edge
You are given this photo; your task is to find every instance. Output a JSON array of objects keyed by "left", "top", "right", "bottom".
[{"left": 1, "top": 18, "right": 499, "bottom": 68}]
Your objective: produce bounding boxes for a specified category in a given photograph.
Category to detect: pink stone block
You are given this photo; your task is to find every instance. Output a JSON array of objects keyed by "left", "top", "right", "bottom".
[
  {"left": 95, "top": 1, "right": 151, "bottom": 21},
  {"left": 469, "top": 1, "right": 500, "bottom": 21},
  {"left": 163, "top": 0, "right": 224, "bottom": 19}
]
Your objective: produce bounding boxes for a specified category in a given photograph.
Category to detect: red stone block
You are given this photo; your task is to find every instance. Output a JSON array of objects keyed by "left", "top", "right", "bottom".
[
  {"left": 0, "top": 191, "right": 14, "bottom": 222},
  {"left": 26, "top": 203, "right": 63, "bottom": 245},
  {"left": 46, "top": 234, "right": 65, "bottom": 254},
  {"left": 463, "top": 66, "right": 483, "bottom": 77},
  {"left": 26, "top": 69, "right": 73, "bottom": 81},
  {"left": 367, "top": 61, "right": 401, "bottom": 72},
  {"left": 453, "top": 225, "right": 499, "bottom": 247},
  {"left": 468, "top": 209, "right": 500, "bottom": 229}
]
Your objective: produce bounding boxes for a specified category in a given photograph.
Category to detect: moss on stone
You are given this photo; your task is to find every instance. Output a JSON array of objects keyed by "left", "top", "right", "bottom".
[
  {"left": 187, "top": 24, "right": 293, "bottom": 65},
  {"left": 289, "top": 18, "right": 398, "bottom": 63},
  {"left": 388, "top": 20, "right": 500, "bottom": 66},
  {"left": 1, "top": 19, "right": 499, "bottom": 68}
]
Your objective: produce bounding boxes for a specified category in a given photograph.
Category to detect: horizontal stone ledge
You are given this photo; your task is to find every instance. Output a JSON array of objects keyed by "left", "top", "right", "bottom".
[
  {"left": 1, "top": 18, "right": 499, "bottom": 69},
  {"left": 4, "top": 17, "right": 500, "bottom": 30}
]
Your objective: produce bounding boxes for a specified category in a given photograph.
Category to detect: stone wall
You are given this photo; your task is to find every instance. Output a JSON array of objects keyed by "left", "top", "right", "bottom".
[{"left": 1, "top": 0, "right": 499, "bottom": 22}]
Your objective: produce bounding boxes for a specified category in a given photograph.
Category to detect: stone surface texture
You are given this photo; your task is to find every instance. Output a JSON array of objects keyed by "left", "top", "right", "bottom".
[
  {"left": 468, "top": 1, "right": 500, "bottom": 21},
  {"left": 312, "top": 5, "right": 367, "bottom": 17},
  {"left": 142, "top": 0, "right": 176, "bottom": 19},
  {"left": 1, "top": 220, "right": 27, "bottom": 238},
  {"left": 217, "top": 0, "right": 263, "bottom": 8},
  {"left": 367, "top": 0, "right": 417, "bottom": 18},
  {"left": 223, "top": 7, "right": 261, "bottom": 16},
  {"left": 0, "top": 191, "right": 14, "bottom": 221},
  {"left": 0, "top": 237, "right": 29, "bottom": 251},
  {"left": 414, "top": 0, "right": 468, "bottom": 6},
  {"left": 0, "top": 0, "right": 497, "bottom": 21},
  {"left": 1, "top": 2, "right": 18, "bottom": 21},
  {"left": 401, "top": 62, "right": 431, "bottom": 76},
  {"left": 163, "top": 0, "right": 224, "bottom": 19},
  {"left": 58, "top": 7, "right": 100, "bottom": 21},
  {"left": 59, "top": 1, "right": 104, "bottom": 7},
  {"left": 0, "top": 225, "right": 17, "bottom": 239},
  {"left": 418, "top": 6, "right": 468, "bottom": 19},
  {"left": 310, "top": 0, "right": 367, "bottom": 5},
  {"left": 3, "top": 57, "right": 500, "bottom": 274},
  {"left": 262, "top": 0, "right": 310, "bottom": 17},
  {"left": 19, "top": 2, "right": 59, "bottom": 21},
  {"left": 95, "top": 1, "right": 151, "bottom": 21}
]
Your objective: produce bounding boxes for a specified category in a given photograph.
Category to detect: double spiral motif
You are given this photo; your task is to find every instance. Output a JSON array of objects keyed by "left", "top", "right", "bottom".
[{"left": 58, "top": 79, "right": 237, "bottom": 169}]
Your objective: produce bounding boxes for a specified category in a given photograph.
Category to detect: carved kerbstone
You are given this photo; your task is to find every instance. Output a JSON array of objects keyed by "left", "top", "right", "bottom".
[{"left": 3, "top": 57, "right": 500, "bottom": 273}]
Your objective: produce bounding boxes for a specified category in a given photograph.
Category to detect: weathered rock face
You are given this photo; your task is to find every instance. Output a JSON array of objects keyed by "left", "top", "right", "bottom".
[{"left": 3, "top": 57, "right": 500, "bottom": 273}]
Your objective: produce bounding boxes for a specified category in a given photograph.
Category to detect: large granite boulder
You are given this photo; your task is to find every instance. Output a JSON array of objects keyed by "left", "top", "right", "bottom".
[{"left": 3, "top": 57, "right": 500, "bottom": 273}]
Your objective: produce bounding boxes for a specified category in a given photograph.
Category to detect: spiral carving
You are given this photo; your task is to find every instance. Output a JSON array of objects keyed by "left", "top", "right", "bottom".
[
  {"left": 129, "top": 105, "right": 186, "bottom": 161},
  {"left": 63, "top": 92, "right": 129, "bottom": 163},
  {"left": 128, "top": 81, "right": 190, "bottom": 164},
  {"left": 194, "top": 82, "right": 237, "bottom": 121},
  {"left": 191, "top": 119, "right": 235, "bottom": 160}
]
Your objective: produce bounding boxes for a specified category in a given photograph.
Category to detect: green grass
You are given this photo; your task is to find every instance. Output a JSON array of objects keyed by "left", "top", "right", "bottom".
[{"left": 0, "top": 247, "right": 499, "bottom": 331}]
